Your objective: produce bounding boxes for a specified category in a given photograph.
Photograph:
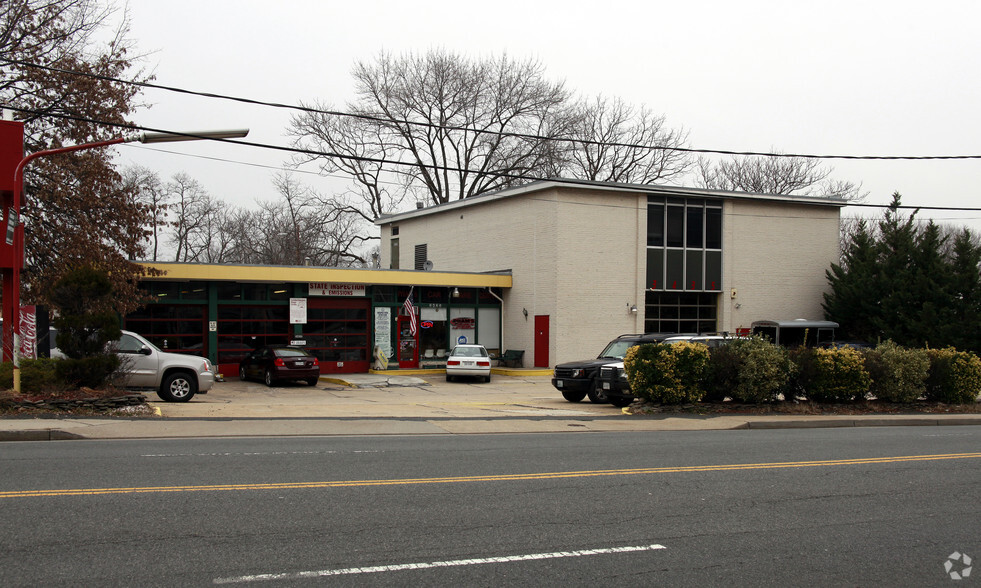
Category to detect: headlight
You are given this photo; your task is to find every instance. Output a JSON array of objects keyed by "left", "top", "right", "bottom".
[
  {"left": 572, "top": 369, "right": 585, "bottom": 378},
  {"left": 618, "top": 372, "right": 628, "bottom": 382}
]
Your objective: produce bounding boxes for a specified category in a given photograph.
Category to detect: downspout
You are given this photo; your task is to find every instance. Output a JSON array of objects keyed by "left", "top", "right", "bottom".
[{"left": 486, "top": 287, "right": 504, "bottom": 351}]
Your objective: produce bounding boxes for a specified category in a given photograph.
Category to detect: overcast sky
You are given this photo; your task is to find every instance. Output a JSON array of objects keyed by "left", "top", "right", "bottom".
[{"left": 115, "top": 0, "right": 981, "bottom": 231}]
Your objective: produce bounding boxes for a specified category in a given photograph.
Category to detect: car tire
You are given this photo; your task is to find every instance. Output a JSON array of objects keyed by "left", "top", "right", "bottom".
[
  {"left": 239, "top": 366, "right": 247, "bottom": 381},
  {"left": 157, "top": 371, "right": 197, "bottom": 402},
  {"left": 609, "top": 396, "right": 634, "bottom": 408},
  {"left": 561, "top": 389, "right": 587, "bottom": 402},
  {"left": 306, "top": 378, "right": 319, "bottom": 386},
  {"left": 484, "top": 375, "right": 491, "bottom": 383},
  {"left": 446, "top": 374, "right": 453, "bottom": 382},
  {"left": 587, "top": 386, "right": 609, "bottom": 404},
  {"left": 264, "top": 370, "right": 276, "bottom": 387}
]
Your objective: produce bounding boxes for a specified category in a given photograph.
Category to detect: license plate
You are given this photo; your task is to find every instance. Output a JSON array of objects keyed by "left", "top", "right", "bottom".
[
  {"left": 292, "top": 361, "right": 304, "bottom": 367},
  {"left": 463, "top": 361, "right": 475, "bottom": 367}
]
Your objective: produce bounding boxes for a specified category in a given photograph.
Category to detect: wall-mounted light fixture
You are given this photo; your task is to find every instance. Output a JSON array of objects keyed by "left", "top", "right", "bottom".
[
  {"left": 629, "top": 305, "right": 638, "bottom": 314},
  {"left": 522, "top": 308, "right": 528, "bottom": 319},
  {"left": 452, "top": 287, "right": 460, "bottom": 298}
]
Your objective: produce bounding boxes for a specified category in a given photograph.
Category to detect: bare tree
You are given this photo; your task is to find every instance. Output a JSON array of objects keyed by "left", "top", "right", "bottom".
[
  {"left": 121, "top": 165, "right": 169, "bottom": 261},
  {"left": 563, "top": 96, "right": 691, "bottom": 184},
  {"left": 696, "top": 155, "right": 866, "bottom": 200},
  {"left": 290, "top": 50, "right": 572, "bottom": 212},
  {"left": 165, "top": 173, "right": 214, "bottom": 262}
]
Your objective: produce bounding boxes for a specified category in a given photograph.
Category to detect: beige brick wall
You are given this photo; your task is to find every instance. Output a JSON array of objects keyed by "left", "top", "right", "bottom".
[
  {"left": 720, "top": 199, "right": 840, "bottom": 333},
  {"left": 380, "top": 186, "right": 841, "bottom": 367}
]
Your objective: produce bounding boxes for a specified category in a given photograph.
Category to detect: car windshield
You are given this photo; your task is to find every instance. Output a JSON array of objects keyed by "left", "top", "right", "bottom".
[
  {"left": 274, "top": 348, "right": 310, "bottom": 357},
  {"left": 451, "top": 346, "right": 487, "bottom": 358},
  {"left": 598, "top": 340, "right": 637, "bottom": 359}
]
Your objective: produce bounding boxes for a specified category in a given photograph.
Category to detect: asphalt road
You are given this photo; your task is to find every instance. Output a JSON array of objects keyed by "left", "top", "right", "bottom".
[{"left": 1, "top": 426, "right": 978, "bottom": 586}]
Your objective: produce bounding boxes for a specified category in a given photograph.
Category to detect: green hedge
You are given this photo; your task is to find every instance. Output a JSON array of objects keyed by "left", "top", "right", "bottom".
[
  {"left": 624, "top": 341, "right": 709, "bottom": 404},
  {"left": 864, "top": 341, "right": 929, "bottom": 403},
  {"left": 925, "top": 348, "right": 981, "bottom": 404},
  {"left": 624, "top": 338, "right": 979, "bottom": 406}
]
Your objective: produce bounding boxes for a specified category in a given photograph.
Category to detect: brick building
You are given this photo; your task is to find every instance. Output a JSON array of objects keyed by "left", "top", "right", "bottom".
[{"left": 375, "top": 179, "right": 843, "bottom": 368}]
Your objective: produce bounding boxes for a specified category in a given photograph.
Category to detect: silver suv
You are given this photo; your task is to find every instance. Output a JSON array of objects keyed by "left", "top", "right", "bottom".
[{"left": 112, "top": 331, "right": 214, "bottom": 402}]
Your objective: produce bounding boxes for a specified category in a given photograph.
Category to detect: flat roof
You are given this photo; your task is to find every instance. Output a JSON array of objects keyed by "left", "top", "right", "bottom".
[
  {"left": 141, "top": 262, "right": 512, "bottom": 289},
  {"left": 375, "top": 178, "right": 848, "bottom": 225}
]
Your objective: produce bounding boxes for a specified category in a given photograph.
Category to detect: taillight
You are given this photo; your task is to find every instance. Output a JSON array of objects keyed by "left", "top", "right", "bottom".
[
  {"left": 312, "top": 358, "right": 319, "bottom": 366},
  {"left": 274, "top": 358, "right": 285, "bottom": 367},
  {"left": 447, "top": 360, "right": 460, "bottom": 366},
  {"left": 477, "top": 361, "right": 490, "bottom": 366}
]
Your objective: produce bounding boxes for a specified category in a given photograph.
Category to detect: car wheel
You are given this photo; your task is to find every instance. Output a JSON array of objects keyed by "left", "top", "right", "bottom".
[
  {"left": 157, "top": 371, "right": 197, "bottom": 402},
  {"left": 609, "top": 396, "right": 634, "bottom": 408},
  {"left": 306, "top": 378, "right": 319, "bottom": 386},
  {"left": 446, "top": 374, "right": 453, "bottom": 382},
  {"left": 264, "top": 370, "right": 276, "bottom": 387},
  {"left": 561, "top": 389, "right": 587, "bottom": 402},
  {"left": 484, "top": 375, "right": 491, "bottom": 383},
  {"left": 587, "top": 386, "right": 609, "bottom": 404},
  {"left": 239, "top": 366, "right": 247, "bottom": 381}
]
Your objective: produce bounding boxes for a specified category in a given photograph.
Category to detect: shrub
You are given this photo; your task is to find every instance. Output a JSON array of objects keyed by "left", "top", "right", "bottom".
[
  {"left": 704, "top": 344, "right": 741, "bottom": 402},
  {"left": 925, "top": 348, "right": 981, "bottom": 404},
  {"left": 0, "top": 359, "right": 64, "bottom": 393},
  {"left": 722, "top": 336, "right": 793, "bottom": 403},
  {"left": 53, "top": 355, "right": 121, "bottom": 389},
  {"left": 864, "top": 341, "right": 929, "bottom": 403},
  {"left": 801, "top": 347, "right": 871, "bottom": 402},
  {"left": 624, "top": 341, "right": 709, "bottom": 404}
]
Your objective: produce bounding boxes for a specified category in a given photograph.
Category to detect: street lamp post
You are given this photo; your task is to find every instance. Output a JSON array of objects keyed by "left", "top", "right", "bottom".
[{"left": 3, "top": 127, "right": 249, "bottom": 393}]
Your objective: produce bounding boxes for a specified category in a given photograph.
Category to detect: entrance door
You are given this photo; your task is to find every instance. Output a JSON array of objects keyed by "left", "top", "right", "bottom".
[
  {"left": 534, "top": 315, "right": 549, "bottom": 367},
  {"left": 397, "top": 315, "right": 418, "bottom": 368}
]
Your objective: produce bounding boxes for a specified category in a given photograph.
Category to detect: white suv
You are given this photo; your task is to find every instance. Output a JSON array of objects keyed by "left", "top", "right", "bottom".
[{"left": 112, "top": 331, "right": 214, "bottom": 402}]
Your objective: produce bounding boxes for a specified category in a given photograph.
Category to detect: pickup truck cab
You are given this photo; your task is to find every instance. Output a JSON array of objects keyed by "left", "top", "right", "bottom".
[
  {"left": 112, "top": 330, "right": 215, "bottom": 402},
  {"left": 551, "top": 333, "right": 677, "bottom": 403}
]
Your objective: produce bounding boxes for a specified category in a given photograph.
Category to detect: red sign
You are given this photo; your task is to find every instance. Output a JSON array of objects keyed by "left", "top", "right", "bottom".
[
  {"left": 450, "top": 317, "right": 475, "bottom": 329},
  {"left": 420, "top": 320, "right": 434, "bottom": 329},
  {"left": 18, "top": 304, "right": 36, "bottom": 359}
]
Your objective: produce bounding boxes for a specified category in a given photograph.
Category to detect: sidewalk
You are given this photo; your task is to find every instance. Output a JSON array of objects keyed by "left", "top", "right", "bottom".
[{"left": 1, "top": 373, "right": 979, "bottom": 440}]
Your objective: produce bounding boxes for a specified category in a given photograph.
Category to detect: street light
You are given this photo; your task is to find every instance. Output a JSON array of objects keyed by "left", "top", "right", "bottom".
[{"left": 4, "top": 127, "right": 249, "bottom": 393}]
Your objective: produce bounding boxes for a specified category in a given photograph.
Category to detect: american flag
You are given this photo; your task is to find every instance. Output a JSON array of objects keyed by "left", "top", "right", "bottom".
[{"left": 403, "top": 288, "right": 417, "bottom": 336}]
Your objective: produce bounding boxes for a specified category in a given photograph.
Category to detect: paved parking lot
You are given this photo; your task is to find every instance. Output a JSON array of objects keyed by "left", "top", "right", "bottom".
[{"left": 156, "top": 374, "right": 615, "bottom": 420}]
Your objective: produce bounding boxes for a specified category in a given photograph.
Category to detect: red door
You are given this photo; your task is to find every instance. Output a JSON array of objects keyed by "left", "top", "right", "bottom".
[
  {"left": 534, "top": 315, "right": 549, "bottom": 367},
  {"left": 397, "top": 315, "right": 418, "bottom": 368}
]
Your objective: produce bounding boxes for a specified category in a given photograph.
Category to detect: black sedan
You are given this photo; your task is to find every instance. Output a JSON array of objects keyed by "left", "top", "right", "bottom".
[{"left": 239, "top": 346, "right": 320, "bottom": 386}]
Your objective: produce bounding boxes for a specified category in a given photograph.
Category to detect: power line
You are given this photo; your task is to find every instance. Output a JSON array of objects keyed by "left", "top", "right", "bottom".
[
  {"left": 6, "top": 57, "right": 981, "bottom": 162},
  {"left": 7, "top": 105, "right": 981, "bottom": 214}
]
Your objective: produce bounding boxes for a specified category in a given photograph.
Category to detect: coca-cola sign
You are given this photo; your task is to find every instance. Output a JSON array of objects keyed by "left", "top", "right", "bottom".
[{"left": 18, "top": 305, "right": 36, "bottom": 360}]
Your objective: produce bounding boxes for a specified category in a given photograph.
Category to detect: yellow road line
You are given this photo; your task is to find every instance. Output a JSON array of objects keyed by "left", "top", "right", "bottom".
[{"left": 2, "top": 452, "right": 978, "bottom": 499}]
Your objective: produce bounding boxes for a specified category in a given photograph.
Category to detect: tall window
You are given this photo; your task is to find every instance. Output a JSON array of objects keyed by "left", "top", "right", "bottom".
[{"left": 646, "top": 196, "right": 722, "bottom": 292}]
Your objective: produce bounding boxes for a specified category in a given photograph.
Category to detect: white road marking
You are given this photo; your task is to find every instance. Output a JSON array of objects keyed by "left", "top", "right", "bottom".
[
  {"left": 213, "top": 543, "right": 667, "bottom": 584},
  {"left": 141, "top": 450, "right": 381, "bottom": 458}
]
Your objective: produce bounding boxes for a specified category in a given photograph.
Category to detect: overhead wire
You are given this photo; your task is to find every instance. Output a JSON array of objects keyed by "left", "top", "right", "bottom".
[
  {"left": 6, "top": 57, "right": 981, "bottom": 161},
  {"left": 3, "top": 61, "right": 981, "bottom": 215}
]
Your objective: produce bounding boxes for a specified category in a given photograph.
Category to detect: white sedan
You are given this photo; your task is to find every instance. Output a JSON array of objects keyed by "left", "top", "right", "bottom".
[{"left": 445, "top": 344, "right": 492, "bottom": 382}]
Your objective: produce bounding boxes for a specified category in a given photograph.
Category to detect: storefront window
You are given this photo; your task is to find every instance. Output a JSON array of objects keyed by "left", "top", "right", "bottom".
[
  {"left": 124, "top": 304, "right": 206, "bottom": 354},
  {"left": 420, "top": 306, "right": 447, "bottom": 359},
  {"left": 449, "top": 307, "right": 476, "bottom": 347}
]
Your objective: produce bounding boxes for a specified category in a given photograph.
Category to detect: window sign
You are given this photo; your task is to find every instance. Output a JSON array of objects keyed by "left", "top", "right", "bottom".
[
  {"left": 289, "top": 298, "right": 307, "bottom": 324},
  {"left": 374, "top": 307, "right": 393, "bottom": 358}
]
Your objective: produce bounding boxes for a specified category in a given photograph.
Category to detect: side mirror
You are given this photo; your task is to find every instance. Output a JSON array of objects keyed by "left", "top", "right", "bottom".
[{"left": 140, "top": 345, "right": 152, "bottom": 356}]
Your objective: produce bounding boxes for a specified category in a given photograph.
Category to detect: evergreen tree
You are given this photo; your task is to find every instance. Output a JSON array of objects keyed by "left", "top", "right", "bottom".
[
  {"left": 874, "top": 193, "right": 920, "bottom": 343},
  {"left": 823, "top": 219, "right": 882, "bottom": 341},
  {"left": 907, "top": 222, "right": 949, "bottom": 348},
  {"left": 946, "top": 230, "right": 981, "bottom": 352}
]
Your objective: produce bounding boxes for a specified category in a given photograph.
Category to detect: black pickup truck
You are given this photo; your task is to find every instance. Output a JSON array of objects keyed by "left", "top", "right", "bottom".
[{"left": 551, "top": 333, "right": 675, "bottom": 403}]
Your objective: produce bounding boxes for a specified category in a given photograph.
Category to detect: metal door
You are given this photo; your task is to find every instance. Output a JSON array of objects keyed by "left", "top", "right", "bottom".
[{"left": 534, "top": 315, "right": 549, "bottom": 367}]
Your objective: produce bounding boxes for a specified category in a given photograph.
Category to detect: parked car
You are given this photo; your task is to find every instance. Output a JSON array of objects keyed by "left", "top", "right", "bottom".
[
  {"left": 552, "top": 333, "right": 680, "bottom": 403},
  {"left": 445, "top": 344, "right": 492, "bottom": 382},
  {"left": 111, "top": 330, "right": 215, "bottom": 402},
  {"left": 239, "top": 346, "right": 320, "bottom": 387}
]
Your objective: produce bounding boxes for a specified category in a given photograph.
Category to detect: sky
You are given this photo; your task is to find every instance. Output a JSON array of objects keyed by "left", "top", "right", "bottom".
[{"left": 114, "top": 0, "right": 981, "bottom": 232}]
